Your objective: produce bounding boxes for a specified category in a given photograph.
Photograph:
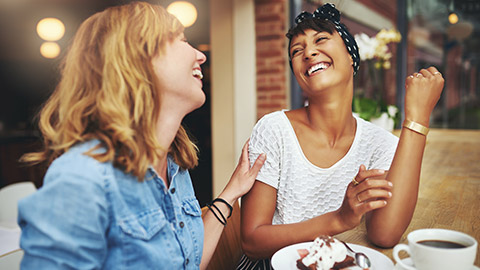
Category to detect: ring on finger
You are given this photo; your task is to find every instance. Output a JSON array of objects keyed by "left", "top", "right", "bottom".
[
  {"left": 433, "top": 71, "right": 441, "bottom": 75},
  {"left": 356, "top": 194, "right": 362, "bottom": 203},
  {"left": 416, "top": 73, "right": 423, "bottom": 78},
  {"left": 409, "top": 75, "right": 414, "bottom": 79},
  {"left": 351, "top": 178, "right": 360, "bottom": 186}
]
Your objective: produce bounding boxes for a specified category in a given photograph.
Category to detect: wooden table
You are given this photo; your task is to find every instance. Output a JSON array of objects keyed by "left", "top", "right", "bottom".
[{"left": 336, "top": 128, "right": 480, "bottom": 266}]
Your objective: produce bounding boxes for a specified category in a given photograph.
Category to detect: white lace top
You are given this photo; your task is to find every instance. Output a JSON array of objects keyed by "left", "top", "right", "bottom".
[{"left": 248, "top": 110, "right": 399, "bottom": 225}]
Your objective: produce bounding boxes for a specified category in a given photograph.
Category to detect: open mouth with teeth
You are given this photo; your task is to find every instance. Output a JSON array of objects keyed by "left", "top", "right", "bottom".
[
  {"left": 193, "top": 69, "right": 203, "bottom": 79},
  {"left": 306, "top": 62, "right": 330, "bottom": 77}
]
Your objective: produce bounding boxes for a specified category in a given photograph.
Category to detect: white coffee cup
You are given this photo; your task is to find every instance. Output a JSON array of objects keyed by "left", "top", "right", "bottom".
[{"left": 393, "top": 228, "right": 477, "bottom": 270}]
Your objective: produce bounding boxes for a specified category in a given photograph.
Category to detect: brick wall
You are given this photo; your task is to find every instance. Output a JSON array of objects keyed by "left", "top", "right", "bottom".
[{"left": 254, "top": 0, "right": 289, "bottom": 120}]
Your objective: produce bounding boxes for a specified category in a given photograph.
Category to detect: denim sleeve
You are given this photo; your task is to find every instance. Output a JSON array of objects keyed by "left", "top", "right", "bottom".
[{"left": 18, "top": 162, "right": 109, "bottom": 270}]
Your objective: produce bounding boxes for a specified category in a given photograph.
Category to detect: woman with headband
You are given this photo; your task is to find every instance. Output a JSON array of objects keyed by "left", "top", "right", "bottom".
[{"left": 238, "top": 3, "right": 444, "bottom": 269}]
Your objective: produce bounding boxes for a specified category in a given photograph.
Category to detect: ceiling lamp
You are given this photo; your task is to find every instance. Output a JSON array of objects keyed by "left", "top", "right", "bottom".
[
  {"left": 447, "top": 0, "right": 458, "bottom": 25},
  {"left": 448, "top": 12, "right": 459, "bottom": 24},
  {"left": 36, "top": 17, "right": 65, "bottom": 41},
  {"left": 40, "top": 42, "right": 60, "bottom": 59},
  {"left": 167, "top": 1, "right": 198, "bottom": 28}
]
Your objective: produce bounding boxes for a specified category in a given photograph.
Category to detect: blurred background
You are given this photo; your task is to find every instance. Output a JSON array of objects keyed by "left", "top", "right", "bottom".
[{"left": 0, "top": 0, "right": 478, "bottom": 206}]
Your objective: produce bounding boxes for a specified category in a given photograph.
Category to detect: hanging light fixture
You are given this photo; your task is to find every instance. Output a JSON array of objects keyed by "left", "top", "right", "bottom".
[
  {"left": 448, "top": 0, "right": 458, "bottom": 24},
  {"left": 36, "top": 17, "right": 65, "bottom": 59},
  {"left": 40, "top": 42, "right": 60, "bottom": 58},
  {"left": 36, "top": 17, "right": 65, "bottom": 41},
  {"left": 448, "top": 12, "right": 459, "bottom": 24},
  {"left": 167, "top": 1, "right": 198, "bottom": 28}
]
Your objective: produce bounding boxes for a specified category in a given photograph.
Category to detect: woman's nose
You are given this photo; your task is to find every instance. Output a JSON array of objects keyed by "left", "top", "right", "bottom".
[
  {"left": 304, "top": 46, "right": 318, "bottom": 60},
  {"left": 196, "top": 49, "right": 207, "bottom": 65}
]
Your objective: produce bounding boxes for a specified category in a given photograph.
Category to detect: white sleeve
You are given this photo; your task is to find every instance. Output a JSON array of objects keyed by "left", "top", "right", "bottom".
[
  {"left": 248, "top": 114, "right": 282, "bottom": 189},
  {"left": 369, "top": 132, "right": 399, "bottom": 171}
]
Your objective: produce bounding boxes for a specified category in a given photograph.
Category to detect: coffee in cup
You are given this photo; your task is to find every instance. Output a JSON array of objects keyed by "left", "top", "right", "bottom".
[{"left": 393, "top": 228, "right": 477, "bottom": 270}]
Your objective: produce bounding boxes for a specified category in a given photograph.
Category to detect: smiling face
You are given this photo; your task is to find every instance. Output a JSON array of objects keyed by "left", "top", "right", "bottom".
[
  {"left": 152, "top": 32, "right": 207, "bottom": 112},
  {"left": 289, "top": 28, "right": 353, "bottom": 95}
]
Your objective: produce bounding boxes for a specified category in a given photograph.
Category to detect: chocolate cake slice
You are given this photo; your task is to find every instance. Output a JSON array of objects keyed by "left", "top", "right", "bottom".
[{"left": 296, "top": 236, "right": 356, "bottom": 270}]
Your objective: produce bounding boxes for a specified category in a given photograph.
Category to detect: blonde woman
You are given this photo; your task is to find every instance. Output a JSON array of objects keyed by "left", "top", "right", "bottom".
[
  {"left": 18, "top": 2, "right": 265, "bottom": 269},
  {"left": 238, "top": 4, "right": 444, "bottom": 269}
]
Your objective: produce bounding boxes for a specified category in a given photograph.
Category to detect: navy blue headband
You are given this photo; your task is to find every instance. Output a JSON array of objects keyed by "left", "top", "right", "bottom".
[{"left": 290, "top": 3, "right": 360, "bottom": 76}]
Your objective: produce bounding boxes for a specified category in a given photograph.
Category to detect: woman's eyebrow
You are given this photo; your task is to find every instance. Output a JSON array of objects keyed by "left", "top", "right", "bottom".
[
  {"left": 290, "top": 41, "right": 302, "bottom": 48},
  {"left": 313, "top": 31, "right": 330, "bottom": 38}
]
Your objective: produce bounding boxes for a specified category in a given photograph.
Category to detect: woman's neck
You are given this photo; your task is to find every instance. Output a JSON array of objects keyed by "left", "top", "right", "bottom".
[
  {"left": 153, "top": 106, "right": 187, "bottom": 185},
  {"left": 304, "top": 86, "right": 355, "bottom": 141}
]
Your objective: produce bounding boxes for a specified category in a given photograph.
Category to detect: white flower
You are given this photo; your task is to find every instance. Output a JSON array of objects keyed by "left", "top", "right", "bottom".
[
  {"left": 376, "top": 29, "right": 402, "bottom": 44},
  {"left": 387, "top": 105, "right": 398, "bottom": 118},
  {"left": 375, "top": 44, "right": 390, "bottom": 60},
  {"left": 355, "top": 29, "right": 402, "bottom": 65},
  {"left": 354, "top": 33, "right": 378, "bottom": 61}
]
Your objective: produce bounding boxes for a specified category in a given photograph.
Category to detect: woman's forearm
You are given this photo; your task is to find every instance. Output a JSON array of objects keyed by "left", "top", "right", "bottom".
[
  {"left": 240, "top": 181, "right": 351, "bottom": 259},
  {"left": 200, "top": 198, "right": 233, "bottom": 270},
  {"left": 367, "top": 67, "right": 444, "bottom": 247},
  {"left": 241, "top": 210, "right": 349, "bottom": 259},
  {"left": 366, "top": 127, "right": 427, "bottom": 247}
]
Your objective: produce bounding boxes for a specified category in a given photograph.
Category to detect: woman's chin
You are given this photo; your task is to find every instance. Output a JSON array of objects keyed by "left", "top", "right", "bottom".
[{"left": 190, "top": 95, "right": 206, "bottom": 112}]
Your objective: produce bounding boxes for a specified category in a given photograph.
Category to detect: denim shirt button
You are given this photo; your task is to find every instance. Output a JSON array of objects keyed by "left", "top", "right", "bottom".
[
  {"left": 186, "top": 258, "right": 189, "bottom": 265},
  {"left": 170, "top": 188, "right": 176, "bottom": 194},
  {"left": 179, "top": 221, "right": 184, "bottom": 228}
]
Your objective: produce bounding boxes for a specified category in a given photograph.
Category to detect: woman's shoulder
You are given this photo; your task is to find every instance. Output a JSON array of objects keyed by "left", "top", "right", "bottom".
[
  {"left": 356, "top": 116, "right": 399, "bottom": 145},
  {"left": 19, "top": 140, "right": 113, "bottom": 221},
  {"left": 257, "top": 110, "right": 287, "bottom": 122},
  {"left": 253, "top": 110, "right": 287, "bottom": 130},
  {"left": 250, "top": 110, "right": 293, "bottom": 150},
  {"left": 46, "top": 140, "right": 113, "bottom": 185},
  {"left": 253, "top": 110, "right": 293, "bottom": 136},
  {"left": 51, "top": 140, "right": 106, "bottom": 166}
]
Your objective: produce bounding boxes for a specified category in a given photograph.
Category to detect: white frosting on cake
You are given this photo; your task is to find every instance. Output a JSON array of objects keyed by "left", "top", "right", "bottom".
[{"left": 301, "top": 236, "right": 348, "bottom": 270}]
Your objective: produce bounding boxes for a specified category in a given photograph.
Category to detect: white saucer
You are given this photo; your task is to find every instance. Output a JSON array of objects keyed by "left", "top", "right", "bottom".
[
  {"left": 271, "top": 242, "right": 393, "bottom": 270},
  {"left": 394, "top": 258, "right": 480, "bottom": 270}
]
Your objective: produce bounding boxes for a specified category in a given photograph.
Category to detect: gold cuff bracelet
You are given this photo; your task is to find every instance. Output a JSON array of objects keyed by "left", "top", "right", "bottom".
[{"left": 403, "top": 119, "right": 429, "bottom": 136}]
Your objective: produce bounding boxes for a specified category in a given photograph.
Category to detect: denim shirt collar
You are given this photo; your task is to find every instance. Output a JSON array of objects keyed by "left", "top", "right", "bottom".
[{"left": 146, "top": 155, "right": 180, "bottom": 185}]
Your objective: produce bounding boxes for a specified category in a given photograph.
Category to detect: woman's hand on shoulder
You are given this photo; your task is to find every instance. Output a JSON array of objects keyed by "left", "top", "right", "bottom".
[
  {"left": 335, "top": 165, "right": 392, "bottom": 230},
  {"left": 404, "top": 66, "right": 444, "bottom": 125},
  {"left": 220, "top": 139, "right": 266, "bottom": 205}
]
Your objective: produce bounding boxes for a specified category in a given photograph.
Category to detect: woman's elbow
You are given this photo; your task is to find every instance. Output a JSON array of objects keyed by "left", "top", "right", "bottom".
[
  {"left": 241, "top": 232, "right": 273, "bottom": 260},
  {"left": 367, "top": 230, "right": 402, "bottom": 248},
  {"left": 241, "top": 239, "right": 261, "bottom": 259}
]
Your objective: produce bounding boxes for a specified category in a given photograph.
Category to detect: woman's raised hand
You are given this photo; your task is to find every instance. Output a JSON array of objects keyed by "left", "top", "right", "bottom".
[
  {"left": 336, "top": 165, "right": 393, "bottom": 230},
  {"left": 404, "top": 67, "right": 444, "bottom": 126},
  {"left": 219, "top": 140, "right": 266, "bottom": 205}
]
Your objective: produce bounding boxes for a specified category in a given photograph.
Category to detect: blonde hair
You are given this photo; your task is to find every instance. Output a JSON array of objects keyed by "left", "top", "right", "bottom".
[{"left": 22, "top": 2, "right": 198, "bottom": 179}]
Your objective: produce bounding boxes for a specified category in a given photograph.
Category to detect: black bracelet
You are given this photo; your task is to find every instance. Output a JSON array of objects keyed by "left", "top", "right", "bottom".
[
  {"left": 206, "top": 203, "right": 226, "bottom": 226},
  {"left": 212, "top": 198, "right": 233, "bottom": 218},
  {"left": 210, "top": 202, "right": 227, "bottom": 225}
]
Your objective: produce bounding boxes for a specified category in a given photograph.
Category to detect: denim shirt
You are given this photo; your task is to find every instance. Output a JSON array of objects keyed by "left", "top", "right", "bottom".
[{"left": 18, "top": 140, "right": 204, "bottom": 269}]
